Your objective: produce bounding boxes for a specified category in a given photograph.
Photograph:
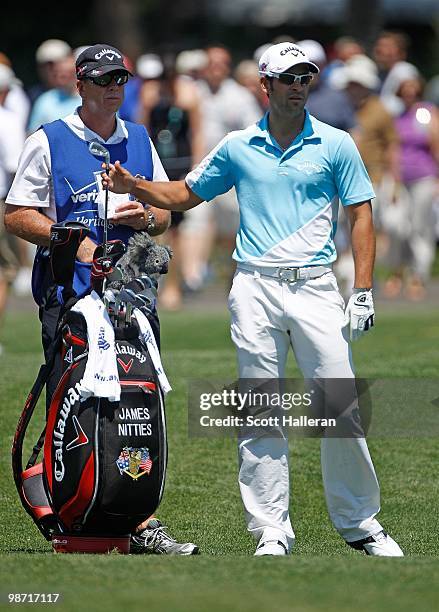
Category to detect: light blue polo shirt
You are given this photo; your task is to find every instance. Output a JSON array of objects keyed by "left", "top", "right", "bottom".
[
  {"left": 186, "top": 111, "right": 375, "bottom": 267},
  {"left": 28, "top": 89, "right": 81, "bottom": 133}
]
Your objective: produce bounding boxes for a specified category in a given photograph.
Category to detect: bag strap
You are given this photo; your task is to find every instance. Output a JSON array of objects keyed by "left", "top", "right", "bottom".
[
  {"left": 26, "top": 427, "right": 47, "bottom": 470},
  {"left": 11, "top": 350, "right": 58, "bottom": 492}
]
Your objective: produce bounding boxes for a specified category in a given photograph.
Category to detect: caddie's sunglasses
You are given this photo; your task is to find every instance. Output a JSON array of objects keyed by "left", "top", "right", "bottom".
[
  {"left": 274, "top": 72, "right": 314, "bottom": 86},
  {"left": 85, "top": 71, "right": 129, "bottom": 87}
]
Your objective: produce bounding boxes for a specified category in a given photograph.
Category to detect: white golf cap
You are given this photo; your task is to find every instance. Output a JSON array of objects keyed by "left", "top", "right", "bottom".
[
  {"left": 136, "top": 54, "right": 164, "bottom": 79},
  {"left": 258, "top": 42, "right": 319, "bottom": 77},
  {"left": 36, "top": 39, "right": 72, "bottom": 64},
  {"left": 343, "top": 55, "right": 380, "bottom": 90},
  {"left": 175, "top": 49, "right": 208, "bottom": 74},
  {"left": 0, "top": 64, "right": 20, "bottom": 90},
  {"left": 390, "top": 62, "right": 420, "bottom": 88},
  {"left": 296, "top": 40, "right": 327, "bottom": 67}
]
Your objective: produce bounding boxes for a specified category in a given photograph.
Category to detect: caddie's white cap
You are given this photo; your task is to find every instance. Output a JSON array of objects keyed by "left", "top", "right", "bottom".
[
  {"left": 0, "top": 64, "right": 20, "bottom": 91},
  {"left": 258, "top": 42, "right": 319, "bottom": 77},
  {"left": 36, "top": 39, "right": 72, "bottom": 64}
]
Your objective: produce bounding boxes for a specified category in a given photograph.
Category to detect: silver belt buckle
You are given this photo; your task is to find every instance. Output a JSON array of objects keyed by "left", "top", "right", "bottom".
[{"left": 278, "top": 267, "right": 299, "bottom": 283}]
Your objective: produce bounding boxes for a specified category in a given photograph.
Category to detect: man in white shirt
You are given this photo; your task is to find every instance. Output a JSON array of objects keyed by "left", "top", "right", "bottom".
[
  {"left": 6, "top": 47, "right": 170, "bottom": 361},
  {"left": 5, "top": 44, "right": 197, "bottom": 556}
]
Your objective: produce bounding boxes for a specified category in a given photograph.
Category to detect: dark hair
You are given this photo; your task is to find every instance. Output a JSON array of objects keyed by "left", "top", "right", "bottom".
[
  {"left": 205, "top": 43, "right": 230, "bottom": 54},
  {"left": 161, "top": 53, "right": 177, "bottom": 82},
  {"left": 205, "top": 44, "right": 232, "bottom": 64},
  {"left": 263, "top": 76, "right": 274, "bottom": 97}
]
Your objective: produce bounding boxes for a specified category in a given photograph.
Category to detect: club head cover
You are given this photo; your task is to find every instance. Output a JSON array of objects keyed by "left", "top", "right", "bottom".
[
  {"left": 115, "top": 231, "right": 172, "bottom": 281},
  {"left": 50, "top": 221, "right": 90, "bottom": 298},
  {"left": 91, "top": 240, "right": 126, "bottom": 294}
]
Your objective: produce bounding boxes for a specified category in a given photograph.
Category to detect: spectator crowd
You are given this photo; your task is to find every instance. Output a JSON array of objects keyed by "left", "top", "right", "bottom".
[{"left": 0, "top": 31, "right": 438, "bottom": 333}]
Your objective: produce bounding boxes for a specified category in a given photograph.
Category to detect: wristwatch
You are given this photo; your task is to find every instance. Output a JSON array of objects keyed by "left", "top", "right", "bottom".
[{"left": 145, "top": 210, "right": 156, "bottom": 233}]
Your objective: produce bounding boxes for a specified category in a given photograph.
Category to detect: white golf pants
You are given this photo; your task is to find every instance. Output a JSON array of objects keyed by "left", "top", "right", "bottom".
[{"left": 228, "top": 268, "right": 383, "bottom": 550}]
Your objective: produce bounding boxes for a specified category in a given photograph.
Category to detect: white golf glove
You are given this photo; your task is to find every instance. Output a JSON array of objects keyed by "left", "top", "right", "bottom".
[{"left": 344, "top": 289, "right": 375, "bottom": 342}]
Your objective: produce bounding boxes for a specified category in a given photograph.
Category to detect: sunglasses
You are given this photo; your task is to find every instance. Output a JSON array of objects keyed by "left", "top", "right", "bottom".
[
  {"left": 85, "top": 72, "right": 129, "bottom": 87},
  {"left": 274, "top": 72, "right": 314, "bottom": 86}
]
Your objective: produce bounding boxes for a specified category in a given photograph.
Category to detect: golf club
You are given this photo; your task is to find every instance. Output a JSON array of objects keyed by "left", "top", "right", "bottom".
[{"left": 88, "top": 141, "right": 111, "bottom": 257}]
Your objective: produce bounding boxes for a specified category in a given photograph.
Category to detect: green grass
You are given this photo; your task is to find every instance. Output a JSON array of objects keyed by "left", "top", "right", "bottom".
[{"left": 0, "top": 307, "right": 438, "bottom": 612}]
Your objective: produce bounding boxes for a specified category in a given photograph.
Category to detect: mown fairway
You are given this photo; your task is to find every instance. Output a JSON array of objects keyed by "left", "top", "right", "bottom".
[{"left": 0, "top": 305, "right": 438, "bottom": 612}]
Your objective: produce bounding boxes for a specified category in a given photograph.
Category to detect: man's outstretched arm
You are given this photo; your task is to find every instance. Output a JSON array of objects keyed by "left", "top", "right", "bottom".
[
  {"left": 346, "top": 201, "right": 375, "bottom": 289},
  {"left": 103, "top": 161, "right": 203, "bottom": 212}
]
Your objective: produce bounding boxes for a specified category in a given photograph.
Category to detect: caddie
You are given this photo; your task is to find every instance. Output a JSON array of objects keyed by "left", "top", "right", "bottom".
[
  {"left": 102, "top": 42, "right": 403, "bottom": 557},
  {"left": 5, "top": 43, "right": 198, "bottom": 556}
]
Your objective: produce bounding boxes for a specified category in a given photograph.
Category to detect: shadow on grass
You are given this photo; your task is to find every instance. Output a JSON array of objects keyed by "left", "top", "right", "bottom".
[{"left": 4, "top": 547, "right": 51, "bottom": 554}]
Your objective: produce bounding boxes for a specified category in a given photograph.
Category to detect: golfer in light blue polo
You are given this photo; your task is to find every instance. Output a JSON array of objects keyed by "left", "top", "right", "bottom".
[{"left": 103, "top": 41, "right": 404, "bottom": 558}]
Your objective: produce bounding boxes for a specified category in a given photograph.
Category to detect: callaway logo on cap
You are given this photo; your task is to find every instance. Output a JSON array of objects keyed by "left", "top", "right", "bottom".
[
  {"left": 76, "top": 43, "right": 132, "bottom": 78},
  {"left": 95, "top": 47, "right": 122, "bottom": 61},
  {"left": 258, "top": 42, "right": 320, "bottom": 77}
]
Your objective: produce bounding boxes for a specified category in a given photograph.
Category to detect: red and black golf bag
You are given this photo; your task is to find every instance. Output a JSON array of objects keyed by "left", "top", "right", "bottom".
[{"left": 12, "top": 222, "right": 168, "bottom": 547}]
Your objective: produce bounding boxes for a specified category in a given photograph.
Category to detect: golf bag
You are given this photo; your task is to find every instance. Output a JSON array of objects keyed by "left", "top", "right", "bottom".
[
  {"left": 13, "top": 307, "right": 167, "bottom": 539},
  {"left": 12, "top": 222, "right": 170, "bottom": 541}
]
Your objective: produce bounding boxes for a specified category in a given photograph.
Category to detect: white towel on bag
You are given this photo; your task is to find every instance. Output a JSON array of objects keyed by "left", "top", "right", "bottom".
[
  {"left": 71, "top": 291, "right": 120, "bottom": 402},
  {"left": 133, "top": 308, "right": 172, "bottom": 395}
]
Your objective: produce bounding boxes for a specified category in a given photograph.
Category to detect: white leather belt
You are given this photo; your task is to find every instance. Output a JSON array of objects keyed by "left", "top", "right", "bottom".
[{"left": 237, "top": 263, "right": 332, "bottom": 283}]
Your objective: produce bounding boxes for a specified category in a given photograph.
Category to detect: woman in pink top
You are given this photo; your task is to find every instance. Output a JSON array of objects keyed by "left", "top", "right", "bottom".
[{"left": 395, "top": 75, "right": 439, "bottom": 299}]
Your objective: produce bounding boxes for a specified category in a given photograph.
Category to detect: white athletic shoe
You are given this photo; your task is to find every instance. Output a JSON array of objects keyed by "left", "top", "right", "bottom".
[
  {"left": 348, "top": 530, "right": 404, "bottom": 557},
  {"left": 254, "top": 540, "right": 288, "bottom": 556}
]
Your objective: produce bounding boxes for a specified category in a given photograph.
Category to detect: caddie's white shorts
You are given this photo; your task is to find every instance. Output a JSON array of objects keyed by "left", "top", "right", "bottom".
[{"left": 227, "top": 267, "right": 383, "bottom": 550}]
